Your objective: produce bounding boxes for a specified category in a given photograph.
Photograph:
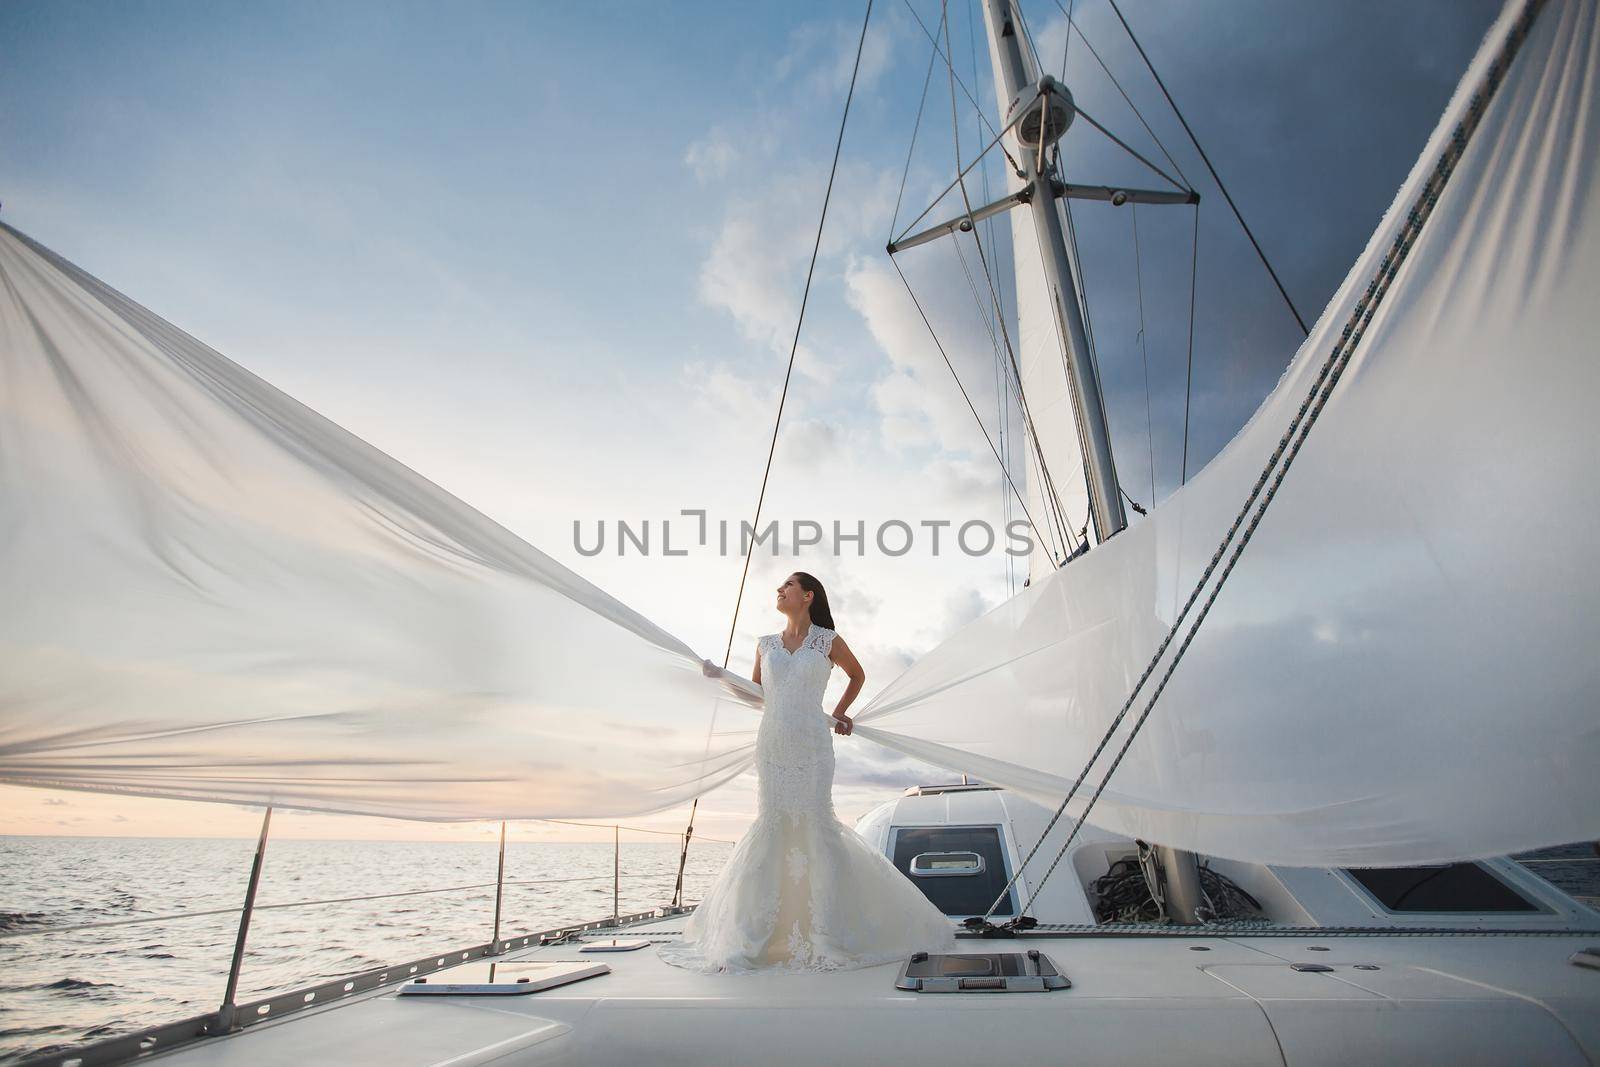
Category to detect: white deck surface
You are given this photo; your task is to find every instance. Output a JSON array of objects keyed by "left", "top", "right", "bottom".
[{"left": 149, "top": 914, "right": 1600, "bottom": 1066}]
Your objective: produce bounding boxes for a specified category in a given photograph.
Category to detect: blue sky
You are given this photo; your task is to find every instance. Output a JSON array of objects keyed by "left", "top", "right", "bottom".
[{"left": 0, "top": 0, "right": 1500, "bottom": 839}]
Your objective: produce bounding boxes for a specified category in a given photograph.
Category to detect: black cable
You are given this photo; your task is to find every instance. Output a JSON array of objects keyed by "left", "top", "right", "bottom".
[
  {"left": 1131, "top": 203, "right": 1157, "bottom": 508},
  {"left": 1045, "top": 0, "right": 1191, "bottom": 189},
  {"left": 1106, "top": 0, "right": 1308, "bottom": 337},
  {"left": 720, "top": 0, "right": 874, "bottom": 668},
  {"left": 890, "top": 9, "right": 944, "bottom": 243},
  {"left": 889, "top": 255, "right": 1057, "bottom": 556},
  {"left": 1181, "top": 201, "right": 1200, "bottom": 484}
]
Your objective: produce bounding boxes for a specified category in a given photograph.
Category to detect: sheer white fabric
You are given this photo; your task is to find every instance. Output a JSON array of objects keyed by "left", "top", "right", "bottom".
[
  {"left": 853, "top": 0, "right": 1600, "bottom": 866},
  {"left": 0, "top": 223, "right": 763, "bottom": 821},
  {"left": 660, "top": 624, "right": 952, "bottom": 973},
  {"left": 1, "top": 0, "right": 1596, "bottom": 869}
]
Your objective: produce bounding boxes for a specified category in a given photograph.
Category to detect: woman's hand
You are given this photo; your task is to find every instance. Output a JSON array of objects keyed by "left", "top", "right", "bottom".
[{"left": 832, "top": 714, "right": 853, "bottom": 736}]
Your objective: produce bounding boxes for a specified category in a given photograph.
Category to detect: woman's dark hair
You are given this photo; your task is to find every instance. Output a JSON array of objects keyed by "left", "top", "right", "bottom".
[{"left": 792, "top": 572, "right": 835, "bottom": 630}]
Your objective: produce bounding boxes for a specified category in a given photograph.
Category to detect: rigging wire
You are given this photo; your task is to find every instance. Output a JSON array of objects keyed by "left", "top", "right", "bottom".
[
  {"left": 1181, "top": 201, "right": 1201, "bottom": 484},
  {"left": 901, "top": 0, "right": 1019, "bottom": 172},
  {"left": 952, "top": 236, "right": 1074, "bottom": 562},
  {"left": 1105, "top": 0, "right": 1309, "bottom": 336},
  {"left": 1057, "top": 0, "right": 1077, "bottom": 80},
  {"left": 1072, "top": 103, "right": 1189, "bottom": 193},
  {"left": 683, "top": 0, "right": 874, "bottom": 910},
  {"left": 976, "top": 0, "right": 1544, "bottom": 923},
  {"left": 719, "top": 0, "right": 874, "bottom": 669},
  {"left": 1047, "top": 0, "right": 1191, "bottom": 189},
  {"left": 967, "top": 0, "right": 1017, "bottom": 595},
  {"left": 939, "top": 0, "right": 1083, "bottom": 559},
  {"left": 890, "top": 10, "right": 946, "bottom": 243},
  {"left": 888, "top": 255, "right": 1057, "bottom": 556},
  {"left": 1131, "top": 203, "right": 1157, "bottom": 508}
]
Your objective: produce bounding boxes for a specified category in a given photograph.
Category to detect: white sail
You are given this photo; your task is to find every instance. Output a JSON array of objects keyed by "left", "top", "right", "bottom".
[
  {"left": 0, "top": 0, "right": 1594, "bottom": 869},
  {"left": 980, "top": 1, "right": 1095, "bottom": 577},
  {"left": 856, "top": 0, "right": 1600, "bottom": 866},
  {"left": 0, "top": 224, "right": 763, "bottom": 820}
]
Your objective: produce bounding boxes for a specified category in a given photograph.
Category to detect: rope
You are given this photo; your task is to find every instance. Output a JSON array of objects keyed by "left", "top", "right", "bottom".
[
  {"left": 719, "top": 0, "right": 874, "bottom": 668},
  {"left": 976, "top": 0, "right": 1544, "bottom": 926},
  {"left": 1106, "top": 0, "right": 1307, "bottom": 336}
]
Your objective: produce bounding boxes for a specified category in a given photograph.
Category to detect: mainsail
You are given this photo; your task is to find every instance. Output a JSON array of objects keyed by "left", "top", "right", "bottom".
[{"left": 0, "top": 0, "right": 1595, "bottom": 865}]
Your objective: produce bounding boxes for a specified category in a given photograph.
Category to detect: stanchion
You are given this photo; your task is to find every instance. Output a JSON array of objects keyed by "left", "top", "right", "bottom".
[
  {"left": 490, "top": 821, "right": 507, "bottom": 953},
  {"left": 215, "top": 805, "right": 272, "bottom": 1033}
]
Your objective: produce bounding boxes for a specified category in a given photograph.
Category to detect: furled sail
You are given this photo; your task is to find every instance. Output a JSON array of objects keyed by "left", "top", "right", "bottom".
[
  {"left": 0, "top": 223, "right": 764, "bottom": 820},
  {"left": 855, "top": 0, "right": 1600, "bottom": 866},
  {"left": 980, "top": 2, "right": 1095, "bottom": 575}
]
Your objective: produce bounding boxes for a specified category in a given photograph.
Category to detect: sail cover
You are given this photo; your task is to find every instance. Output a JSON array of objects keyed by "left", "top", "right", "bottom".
[
  {"left": 855, "top": 0, "right": 1600, "bottom": 865},
  {"left": 1, "top": 0, "right": 1596, "bottom": 864}
]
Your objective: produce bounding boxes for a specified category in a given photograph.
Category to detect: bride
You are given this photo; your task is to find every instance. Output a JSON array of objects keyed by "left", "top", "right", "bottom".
[{"left": 661, "top": 572, "right": 953, "bottom": 973}]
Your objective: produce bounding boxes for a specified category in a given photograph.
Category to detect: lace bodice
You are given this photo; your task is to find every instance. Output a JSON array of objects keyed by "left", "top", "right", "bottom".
[{"left": 754, "top": 623, "right": 837, "bottom": 819}]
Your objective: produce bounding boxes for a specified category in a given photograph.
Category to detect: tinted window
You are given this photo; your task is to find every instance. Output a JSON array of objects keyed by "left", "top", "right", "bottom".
[
  {"left": 893, "top": 827, "right": 1015, "bottom": 916},
  {"left": 1345, "top": 864, "right": 1537, "bottom": 912}
]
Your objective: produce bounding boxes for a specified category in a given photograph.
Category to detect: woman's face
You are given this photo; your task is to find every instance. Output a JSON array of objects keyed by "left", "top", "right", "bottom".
[{"left": 776, "top": 574, "right": 810, "bottom": 615}]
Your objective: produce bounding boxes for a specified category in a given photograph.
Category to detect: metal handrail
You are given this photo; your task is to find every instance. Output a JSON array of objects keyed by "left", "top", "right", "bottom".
[
  {"left": 12, "top": 807, "right": 731, "bottom": 1067},
  {"left": 17, "top": 906, "right": 680, "bottom": 1067}
]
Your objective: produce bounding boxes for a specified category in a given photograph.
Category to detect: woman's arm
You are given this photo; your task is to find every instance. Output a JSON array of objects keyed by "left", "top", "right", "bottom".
[
  {"left": 829, "top": 635, "right": 864, "bottom": 735},
  {"left": 752, "top": 639, "right": 762, "bottom": 688}
]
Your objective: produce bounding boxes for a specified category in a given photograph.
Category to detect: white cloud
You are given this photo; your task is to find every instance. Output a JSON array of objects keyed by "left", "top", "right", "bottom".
[{"left": 684, "top": 128, "right": 738, "bottom": 183}]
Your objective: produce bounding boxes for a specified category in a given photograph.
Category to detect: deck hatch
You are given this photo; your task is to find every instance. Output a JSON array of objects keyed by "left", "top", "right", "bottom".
[{"left": 895, "top": 950, "right": 1070, "bottom": 993}]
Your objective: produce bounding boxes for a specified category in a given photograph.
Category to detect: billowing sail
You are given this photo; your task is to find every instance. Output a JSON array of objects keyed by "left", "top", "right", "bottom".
[
  {"left": 856, "top": 0, "right": 1600, "bottom": 866},
  {"left": 0, "top": 224, "right": 764, "bottom": 820},
  {"left": 0, "top": 0, "right": 1594, "bottom": 868},
  {"left": 980, "top": 0, "right": 1095, "bottom": 577}
]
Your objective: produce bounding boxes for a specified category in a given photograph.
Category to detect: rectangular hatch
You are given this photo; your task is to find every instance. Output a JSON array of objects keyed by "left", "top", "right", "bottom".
[{"left": 895, "top": 950, "right": 1070, "bottom": 993}]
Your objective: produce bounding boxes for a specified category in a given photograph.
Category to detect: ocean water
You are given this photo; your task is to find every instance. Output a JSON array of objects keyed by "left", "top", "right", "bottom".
[
  {"left": 0, "top": 836, "right": 732, "bottom": 1064},
  {"left": 0, "top": 837, "right": 1594, "bottom": 1064}
]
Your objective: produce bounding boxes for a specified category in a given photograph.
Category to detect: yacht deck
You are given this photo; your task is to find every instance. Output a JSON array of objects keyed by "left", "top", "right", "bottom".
[{"left": 143, "top": 912, "right": 1600, "bottom": 1066}]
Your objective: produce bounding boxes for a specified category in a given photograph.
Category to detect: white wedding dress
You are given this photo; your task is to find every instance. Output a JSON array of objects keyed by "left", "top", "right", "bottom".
[{"left": 659, "top": 622, "right": 953, "bottom": 973}]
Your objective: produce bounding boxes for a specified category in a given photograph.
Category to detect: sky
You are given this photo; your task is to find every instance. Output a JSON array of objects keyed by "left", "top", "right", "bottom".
[{"left": 0, "top": 0, "right": 1501, "bottom": 841}]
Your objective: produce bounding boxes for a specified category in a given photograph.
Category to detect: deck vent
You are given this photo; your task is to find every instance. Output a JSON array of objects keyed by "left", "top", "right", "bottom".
[{"left": 895, "top": 950, "right": 1069, "bottom": 993}]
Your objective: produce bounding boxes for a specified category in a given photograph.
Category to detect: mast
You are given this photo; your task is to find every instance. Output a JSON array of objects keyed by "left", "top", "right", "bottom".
[
  {"left": 978, "top": 0, "right": 1205, "bottom": 923},
  {"left": 980, "top": 0, "right": 1124, "bottom": 544}
]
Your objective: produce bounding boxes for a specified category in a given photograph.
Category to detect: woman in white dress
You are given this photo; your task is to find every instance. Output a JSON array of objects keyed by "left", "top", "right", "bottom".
[{"left": 660, "top": 572, "right": 953, "bottom": 973}]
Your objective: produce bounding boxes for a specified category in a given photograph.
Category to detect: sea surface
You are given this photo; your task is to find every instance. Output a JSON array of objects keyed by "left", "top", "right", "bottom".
[
  {"left": 0, "top": 837, "right": 1594, "bottom": 1064},
  {"left": 0, "top": 836, "right": 732, "bottom": 1064}
]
